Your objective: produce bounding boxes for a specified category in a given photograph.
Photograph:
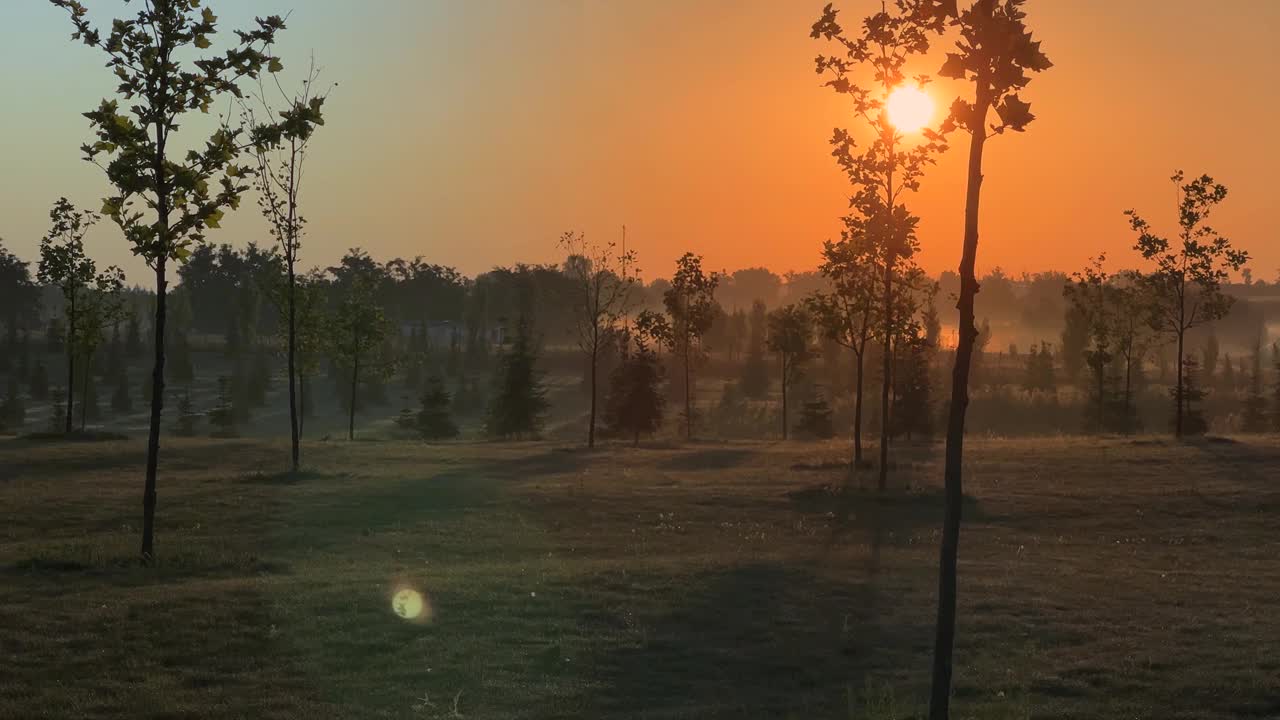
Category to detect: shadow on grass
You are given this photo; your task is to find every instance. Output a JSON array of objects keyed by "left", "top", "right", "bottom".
[
  {"left": 579, "top": 563, "right": 929, "bottom": 718},
  {"left": 659, "top": 448, "right": 756, "bottom": 472}
]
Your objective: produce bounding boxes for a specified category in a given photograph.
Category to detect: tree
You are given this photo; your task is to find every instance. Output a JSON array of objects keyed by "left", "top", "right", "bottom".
[
  {"left": 1, "top": 378, "right": 24, "bottom": 431},
  {"left": 1022, "top": 341, "right": 1055, "bottom": 394},
  {"left": 809, "top": 236, "right": 878, "bottom": 465},
  {"left": 111, "top": 368, "right": 133, "bottom": 414},
  {"left": 1240, "top": 336, "right": 1267, "bottom": 433},
  {"left": 207, "top": 377, "right": 237, "bottom": 438},
  {"left": 1271, "top": 343, "right": 1280, "bottom": 433},
  {"left": 485, "top": 318, "right": 548, "bottom": 439},
  {"left": 414, "top": 376, "right": 459, "bottom": 441},
  {"left": 1202, "top": 332, "right": 1220, "bottom": 386},
  {"left": 52, "top": 0, "right": 286, "bottom": 562},
  {"left": 647, "top": 253, "right": 720, "bottom": 440},
  {"left": 29, "top": 361, "right": 51, "bottom": 402},
  {"left": 893, "top": 329, "right": 935, "bottom": 439},
  {"left": 794, "top": 395, "right": 835, "bottom": 439},
  {"left": 0, "top": 241, "right": 39, "bottom": 347},
  {"left": 125, "top": 312, "right": 143, "bottom": 358},
  {"left": 604, "top": 328, "right": 667, "bottom": 446},
  {"left": 558, "top": 230, "right": 637, "bottom": 448},
  {"left": 36, "top": 198, "right": 101, "bottom": 433},
  {"left": 244, "top": 61, "right": 330, "bottom": 472},
  {"left": 920, "top": 1, "right": 1053, "bottom": 714},
  {"left": 1127, "top": 171, "right": 1249, "bottom": 438},
  {"left": 740, "top": 300, "right": 772, "bottom": 399},
  {"left": 331, "top": 272, "right": 392, "bottom": 441},
  {"left": 766, "top": 304, "right": 813, "bottom": 439},
  {"left": 812, "top": 1, "right": 949, "bottom": 489},
  {"left": 1174, "top": 355, "right": 1208, "bottom": 435},
  {"left": 73, "top": 270, "right": 128, "bottom": 430},
  {"left": 172, "top": 389, "right": 200, "bottom": 437},
  {"left": 1064, "top": 255, "right": 1116, "bottom": 432}
]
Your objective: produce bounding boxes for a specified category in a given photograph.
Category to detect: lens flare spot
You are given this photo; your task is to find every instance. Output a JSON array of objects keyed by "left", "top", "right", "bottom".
[
  {"left": 392, "top": 588, "right": 427, "bottom": 621},
  {"left": 886, "top": 85, "right": 935, "bottom": 133}
]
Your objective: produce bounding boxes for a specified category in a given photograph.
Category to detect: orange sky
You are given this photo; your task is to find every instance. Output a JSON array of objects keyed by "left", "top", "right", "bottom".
[{"left": 4, "top": 1, "right": 1278, "bottom": 284}]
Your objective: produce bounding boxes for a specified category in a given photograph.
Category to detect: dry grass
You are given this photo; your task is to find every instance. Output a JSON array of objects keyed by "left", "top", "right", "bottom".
[{"left": 2, "top": 434, "right": 1278, "bottom": 718}]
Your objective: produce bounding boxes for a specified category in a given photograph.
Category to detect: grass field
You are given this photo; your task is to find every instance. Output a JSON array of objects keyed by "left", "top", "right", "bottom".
[{"left": 2, "top": 434, "right": 1279, "bottom": 719}]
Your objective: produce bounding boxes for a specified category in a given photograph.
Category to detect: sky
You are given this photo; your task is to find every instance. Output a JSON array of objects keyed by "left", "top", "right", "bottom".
[{"left": 2, "top": 1, "right": 1278, "bottom": 287}]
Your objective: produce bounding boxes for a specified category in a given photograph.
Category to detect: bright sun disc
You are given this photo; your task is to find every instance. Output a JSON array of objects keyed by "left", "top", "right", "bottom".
[{"left": 886, "top": 85, "right": 935, "bottom": 133}]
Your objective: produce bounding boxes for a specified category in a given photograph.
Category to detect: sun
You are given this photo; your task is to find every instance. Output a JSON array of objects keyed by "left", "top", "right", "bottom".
[{"left": 885, "top": 85, "right": 935, "bottom": 133}]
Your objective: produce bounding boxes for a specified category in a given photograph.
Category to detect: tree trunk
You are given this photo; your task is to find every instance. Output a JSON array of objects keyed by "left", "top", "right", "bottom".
[
  {"left": 80, "top": 351, "right": 91, "bottom": 431},
  {"left": 588, "top": 344, "right": 598, "bottom": 448},
  {"left": 853, "top": 349, "right": 865, "bottom": 465},
  {"left": 65, "top": 292, "right": 76, "bottom": 434},
  {"left": 878, "top": 257, "right": 893, "bottom": 492},
  {"left": 780, "top": 356, "right": 788, "bottom": 440},
  {"left": 1175, "top": 330, "right": 1185, "bottom": 438},
  {"left": 141, "top": 259, "right": 167, "bottom": 563},
  {"left": 287, "top": 263, "right": 300, "bottom": 472},
  {"left": 684, "top": 336, "right": 693, "bottom": 441},
  {"left": 298, "top": 371, "right": 307, "bottom": 436},
  {"left": 348, "top": 351, "right": 359, "bottom": 442},
  {"left": 929, "top": 97, "right": 989, "bottom": 720}
]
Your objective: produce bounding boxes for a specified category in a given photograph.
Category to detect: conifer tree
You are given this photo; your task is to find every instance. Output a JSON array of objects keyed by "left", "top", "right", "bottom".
[
  {"left": 1241, "top": 335, "right": 1267, "bottom": 433},
  {"left": 28, "top": 361, "right": 50, "bottom": 401},
  {"left": 111, "top": 368, "right": 133, "bottom": 414},
  {"left": 1, "top": 378, "right": 24, "bottom": 430},
  {"left": 208, "top": 377, "right": 238, "bottom": 438},
  {"left": 604, "top": 329, "right": 666, "bottom": 447},
  {"left": 485, "top": 318, "right": 548, "bottom": 439},
  {"left": 1175, "top": 355, "right": 1208, "bottom": 435},
  {"left": 414, "top": 376, "right": 460, "bottom": 440},
  {"left": 173, "top": 390, "right": 199, "bottom": 437}
]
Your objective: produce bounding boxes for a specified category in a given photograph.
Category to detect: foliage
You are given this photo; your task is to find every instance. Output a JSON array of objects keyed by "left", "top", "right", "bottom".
[
  {"left": 794, "top": 395, "right": 835, "bottom": 440},
  {"left": 485, "top": 319, "right": 548, "bottom": 439},
  {"left": 1127, "top": 171, "right": 1249, "bottom": 436},
  {"left": 413, "top": 376, "right": 460, "bottom": 441},
  {"left": 604, "top": 330, "right": 670, "bottom": 443},
  {"left": 1022, "top": 341, "right": 1055, "bottom": 394},
  {"left": 767, "top": 303, "right": 814, "bottom": 438},
  {"left": 172, "top": 390, "right": 199, "bottom": 437},
  {"left": 739, "top": 300, "right": 771, "bottom": 399},
  {"left": 1172, "top": 355, "right": 1208, "bottom": 436}
]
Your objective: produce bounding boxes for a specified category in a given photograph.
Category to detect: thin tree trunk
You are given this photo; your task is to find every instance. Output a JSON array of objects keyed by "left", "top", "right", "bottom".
[
  {"left": 878, "top": 258, "right": 893, "bottom": 492},
  {"left": 298, "top": 371, "right": 307, "bottom": 436},
  {"left": 80, "top": 351, "right": 91, "bottom": 431},
  {"left": 781, "top": 355, "right": 788, "bottom": 440},
  {"left": 141, "top": 259, "right": 167, "bottom": 563},
  {"left": 684, "top": 336, "right": 693, "bottom": 441},
  {"left": 1175, "top": 330, "right": 1185, "bottom": 438},
  {"left": 349, "top": 351, "right": 359, "bottom": 442},
  {"left": 287, "top": 263, "right": 299, "bottom": 472},
  {"left": 588, "top": 343, "right": 598, "bottom": 448},
  {"left": 929, "top": 93, "right": 989, "bottom": 720},
  {"left": 65, "top": 292, "right": 75, "bottom": 434},
  {"left": 853, "top": 348, "right": 865, "bottom": 465}
]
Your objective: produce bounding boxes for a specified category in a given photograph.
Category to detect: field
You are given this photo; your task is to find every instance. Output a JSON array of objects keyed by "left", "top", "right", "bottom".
[{"left": 2, "top": 435, "right": 1279, "bottom": 719}]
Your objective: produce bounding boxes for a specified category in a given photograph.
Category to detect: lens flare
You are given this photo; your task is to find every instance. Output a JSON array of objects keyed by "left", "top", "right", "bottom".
[
  {"left": 391, "top": 588, "right": 430, "bottom": 622},
  {"left": 885, "top": 85, "right": 935, "bottom": 133}
]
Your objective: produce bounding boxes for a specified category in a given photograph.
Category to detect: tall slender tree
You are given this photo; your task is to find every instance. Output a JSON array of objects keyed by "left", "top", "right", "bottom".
[
  {"left": 72, "top": 267, "right": 128, "bottom": 431},
  {"left": 643, "top": 253, "right": 720, "bottom": 441},
  {"left": 766, "top": 304, "right": 813, "bottom": 440},
  {"left": 809, "top": 237, "right": 877, "bottom": 465},
  {"left": 1126, "top": 171, "right": 1249, "bottom": 438},
  {"left": 812, "top": 0, "right": 949, "bottom": 490},
  {"left": 51, "top": 0, "right": 285, "bottom": 562},
  {"left": 558, "top": 230, "right": 637, "bottom": 448},
  {"left": 244, "top": 60, "right": 330, "bottom": 472},
  {"left": 330, "top": 272, "right": 392, "bottom": 441},
  {"left": 920, "top": 2, "right": 1052, "bottom": 715},
  {"left": 37, "top": 198, "right": 101, "bottom": 434}
]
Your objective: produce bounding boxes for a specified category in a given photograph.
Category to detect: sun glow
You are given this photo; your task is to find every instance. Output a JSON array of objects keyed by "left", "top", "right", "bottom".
[{"left": 886, "top": 85, "right": 935, "bottom": 133}]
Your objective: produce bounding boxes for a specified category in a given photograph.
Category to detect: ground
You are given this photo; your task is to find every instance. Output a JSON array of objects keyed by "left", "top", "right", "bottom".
[{"left": 1, "top": 435, "right": 1278, "bottom": 719}]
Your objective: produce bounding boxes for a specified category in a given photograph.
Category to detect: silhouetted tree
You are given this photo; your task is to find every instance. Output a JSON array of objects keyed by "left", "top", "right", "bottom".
[
  {"left": 485, "top": 318, "right": 548, "bottom": 439},
  {"left": 208, "top": 377, "right": 237, "bottom": 438},
  {"left": 0, "top": 242, "right": 39, "bottom": 348},
  {"left": 52, "top": 0, "right": 286, "bottom": 561},
  {"left": 794, "top": 395, "right": 835, "bottom": 439},
  {"left": 810, "top": 237, "right": 878, "bottom": 465},
  {"left": 111, "top": 368, "right": 133, "bottom": 414},
  {"left": 1202, "top": 332, "right": 1220, "bottom": 387},
  {"left": 558, "top": 230, "right": 637, "bottom": 448},
  {"left": 646, "top": 253, "right": 720, "bottom": 440},
  {"left": 244, "top": 61, "right": 330, "bottom": 472},
  {"left": 1241, "top": 336, "right": 1267, "bottom": 432},
  {"left": 813, "top": 0, "right": 948, "bottom": 489},
  {"left": 413, "top": 376, "right": 459, "bottom": 441},
  {"left": 1, "top": 378, "right": 24, "bottom": 431},
  {"left": 29, "top": 361, "right": 51, "bottom": 402},
  {"left": 331, "top": 272, "right": 392, "bottom": 441},
  {"left": 767, "top": 304, "right": 813, "bottom": 439},
  {"left": 604, "top": 328, "right": 666, "bottom": 446},
  {"left": 1127, "top": 171, "right": 1249, "bottom": 438},
  {"left": 125, "top": 312, "right": 143, "bottom": 358},
  {"left": 918, "top": 1, "right": 1053, "bottom": 713},
  {"left": 739, "top": 300, "right": 771, "bottom": 399},
  {"left": 37, "top": 198, "right": 102, "bottom": 433},
  {"left": 893, "top": 329, "right": 935, "bottom": 439},
  {"left": 1174, "top": 355, "right": 1208, "bottom": 435},
  {"left": 1271, "top": 342, "right": 1280, "bottom": 432}
]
